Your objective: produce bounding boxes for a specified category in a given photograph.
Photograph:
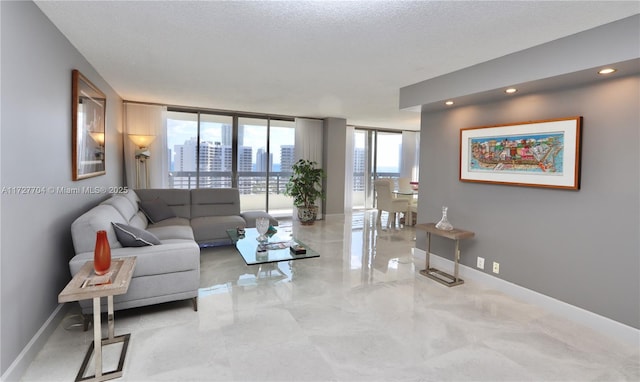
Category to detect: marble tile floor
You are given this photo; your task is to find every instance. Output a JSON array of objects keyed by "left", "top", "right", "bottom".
[{"left": 22, "top": 211, "right": 639, "bottom": 381}]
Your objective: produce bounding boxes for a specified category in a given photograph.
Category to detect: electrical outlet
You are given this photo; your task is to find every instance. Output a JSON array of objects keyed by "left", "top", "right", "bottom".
[
  {"left": 477, "top": 257, "right": 485, "bottom": 269},
  {"left": 493, "top": 261, "right": 500, "bottom": 274}
]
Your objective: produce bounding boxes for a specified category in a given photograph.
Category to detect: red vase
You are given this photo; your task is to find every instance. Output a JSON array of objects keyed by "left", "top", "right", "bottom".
[{"left": 93, "top": 230, "right": 111, "bottom": 275}]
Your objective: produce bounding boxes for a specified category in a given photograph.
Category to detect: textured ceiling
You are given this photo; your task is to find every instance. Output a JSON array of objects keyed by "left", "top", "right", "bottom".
[{"left": 35, "top": 1, "right": 639, "bottom": 130}]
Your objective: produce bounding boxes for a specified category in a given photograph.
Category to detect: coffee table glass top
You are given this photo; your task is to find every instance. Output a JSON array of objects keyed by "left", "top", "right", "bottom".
[{"left": 226, "top": 227, "right": 319, "bottom": 265}]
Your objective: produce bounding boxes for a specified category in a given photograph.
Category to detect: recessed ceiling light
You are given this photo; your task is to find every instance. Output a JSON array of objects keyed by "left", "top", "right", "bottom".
[
  {"left": 445, "top": 100, "right": 454, "bottom": 106},
  {"left": 598, "top": 68, "right": 617, "bottom": 75},
  {"left": 505, "top": 88, "right": 517, "bottom": 94}
]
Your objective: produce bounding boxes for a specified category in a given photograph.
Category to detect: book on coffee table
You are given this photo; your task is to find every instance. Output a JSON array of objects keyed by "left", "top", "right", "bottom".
[
  {"left": 290, "top": 243, "right": 306, "bottom": 255},
  {"left": 258, "top": 241, "right": 288, "bottom": 251}
]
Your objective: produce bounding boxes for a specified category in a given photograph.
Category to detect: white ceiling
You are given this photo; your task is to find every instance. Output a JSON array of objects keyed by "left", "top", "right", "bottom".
[{"left": 36, "top": 1, "right": 639, "bottom": 131}]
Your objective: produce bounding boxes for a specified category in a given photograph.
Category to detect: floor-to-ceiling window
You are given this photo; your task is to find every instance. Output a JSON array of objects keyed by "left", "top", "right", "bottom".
[
  {"left": 167, "top": 110, "right": 294, "bottom": 215},
  {"left": 200, "top": 114, "right": 234, "bottom": 188},
  {"left": 237, "top": 117, "right": 269, "bottom": 211},
  {"left": 236, "top": 117, "right": 295, "bottom": 215},
  {"left": 374, "top": 131, "right": 402, "bottom": 180},
  {"left": 352, "top": 128, "right": 414, "bottom": 210},
  {"left": 167, "top": 111, "right": 199, "bottom": 188},
  {"left": 268, "top": 120, "right": 295, "bottom": 215},
  {"left": 352, "top": 129, "right": 371, "bottom": 209}
]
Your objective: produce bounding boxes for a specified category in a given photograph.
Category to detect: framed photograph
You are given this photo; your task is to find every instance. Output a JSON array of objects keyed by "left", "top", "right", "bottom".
[
  {"left": 72, "top": 69, "right": 106, "bottom": 180},
  {"left": 460, "top": 117, "right": 582, "bottom": 190}
]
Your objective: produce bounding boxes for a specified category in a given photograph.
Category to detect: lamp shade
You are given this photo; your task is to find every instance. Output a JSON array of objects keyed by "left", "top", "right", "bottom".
[
  {"left": 128, "top": 134, "right": 156, "bottom": 148},
  {"left": 88, "top": 132, "right": 105, "bottom": 146}
]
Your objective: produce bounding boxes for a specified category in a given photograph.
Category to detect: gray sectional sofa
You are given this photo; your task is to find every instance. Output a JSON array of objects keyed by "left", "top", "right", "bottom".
[{"left": 69, "top": 188, "right": 277, "bottom": 322}]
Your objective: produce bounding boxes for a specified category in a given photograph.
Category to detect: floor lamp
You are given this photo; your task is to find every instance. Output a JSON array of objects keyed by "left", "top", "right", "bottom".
[{"left": 128, "top": 134, "right": 156, "bottom": 189}]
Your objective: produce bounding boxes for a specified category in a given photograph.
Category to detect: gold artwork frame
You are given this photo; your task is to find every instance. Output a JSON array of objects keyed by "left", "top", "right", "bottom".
[
  {"left": 460, "top": 117, "right": 582, "bottom": 190},
  {"left": 72, "top": 69, "right": 106, "bottom": 180}
]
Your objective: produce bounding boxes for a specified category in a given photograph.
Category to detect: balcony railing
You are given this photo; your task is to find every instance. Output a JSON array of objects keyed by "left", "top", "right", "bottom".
[
  {"left": 168, "top": 171, "right": 293, "bottom": 193},
  {"left": 168, "top": 171, "right": 401, "bottom": 212},
  {"left": 169, "top": 171, "right": 400, "bottom": 191}
]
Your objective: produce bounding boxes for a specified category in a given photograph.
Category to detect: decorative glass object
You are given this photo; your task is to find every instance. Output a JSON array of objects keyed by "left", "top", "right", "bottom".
[
  {"left": 256, "top": 217, "right": 270, "bottom": 242},
  {"left": 256, "top": 245, "right": 268, "bottom": 261},
  {"left": 93, "top": 230, "right": 111, "bottom": 275},
  {"left": 435, "top": 206, "right": 454, "bottom": 231}
]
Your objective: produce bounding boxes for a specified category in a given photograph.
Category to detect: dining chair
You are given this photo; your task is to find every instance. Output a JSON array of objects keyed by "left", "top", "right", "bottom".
[
  {"left": 408, "top": 200, "right": 418, "bottom": 226},
  {"left": 397, "top": 177, "right": 418, "bottom": 210},
  {"left": 374, "top": 178, "right": 409, "bottom": 228},
  {"left": 398, "top": 177, "right": 412, "bottom": 193}
]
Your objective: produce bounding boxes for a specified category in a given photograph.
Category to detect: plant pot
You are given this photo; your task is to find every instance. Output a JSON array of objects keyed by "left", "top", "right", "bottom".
[{"left": 297, "top": 206, "right": 318, "bottom": 225}]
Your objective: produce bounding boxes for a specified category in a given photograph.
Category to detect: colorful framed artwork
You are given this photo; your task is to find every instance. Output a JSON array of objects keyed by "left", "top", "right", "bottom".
[
  {"left": 72, "top": 69, "right": 106, "bottom": 180},
  {"left": 460, "top": 117, "right": 582, "bottom": 190}
]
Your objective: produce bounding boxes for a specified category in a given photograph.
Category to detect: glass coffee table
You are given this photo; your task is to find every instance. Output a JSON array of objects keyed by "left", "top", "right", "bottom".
[{"left": 226, "top": 228, "right": 319, "bottom": 270}]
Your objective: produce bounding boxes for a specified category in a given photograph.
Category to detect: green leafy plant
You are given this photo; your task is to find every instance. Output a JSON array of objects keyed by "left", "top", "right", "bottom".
[{"left": 284, "top": 159, "right": 325, "bottom": 208}]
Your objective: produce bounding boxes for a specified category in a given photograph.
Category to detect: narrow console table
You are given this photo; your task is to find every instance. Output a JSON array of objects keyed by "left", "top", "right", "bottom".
[
  {"left": 415, "top": 223, "right": 475, "bottom": 287},
  {"left": 58, "top": 257, "right": 136, "bottom": 382}
]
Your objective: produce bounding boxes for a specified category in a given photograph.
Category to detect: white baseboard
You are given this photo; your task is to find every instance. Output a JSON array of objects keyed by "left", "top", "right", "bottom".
[
  {"left": 1, "top": 304, "right": 69, "bottom": 382},
  {"left": 414, "top": 249, "right": 640, "bottom": 348}
]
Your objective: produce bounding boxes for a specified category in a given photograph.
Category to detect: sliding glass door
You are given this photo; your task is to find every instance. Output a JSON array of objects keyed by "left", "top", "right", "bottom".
[
  {"left": 236, "top": 117, "right": 295, "bottom": 215},
  {"left": 268, "top": 120, "right": 295, "bottom": 215},
  {"left": 167, "top": 111, "right": 198, "bottom": 188},
  {"left": 374, "top": 131, "right": 402, "bottom": 181},
  {"left": 352, "top": 129, "right": 404, "bottom": 210},
  {"left": 237, "top": 118, "right": 268, "bottom": 211},
  {"left": 352, "top": 129, "right": 370, "bottom": 209},
  {"left": 199, "top": 114, "right": 234, "bottom": 188}
]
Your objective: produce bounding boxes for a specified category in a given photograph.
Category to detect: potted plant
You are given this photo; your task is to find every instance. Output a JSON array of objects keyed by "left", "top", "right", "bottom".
[{"left": 284, "top": 159, "right": 325, "bottom": 225}]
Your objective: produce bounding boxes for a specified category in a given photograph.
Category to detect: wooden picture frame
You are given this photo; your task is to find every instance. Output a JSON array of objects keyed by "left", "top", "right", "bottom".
[
  {"left": 72, "top": 69, "right": 106, "bottom": 180},
  {"left": 460, "top": 116, "right": 582, "bottom": 190}
]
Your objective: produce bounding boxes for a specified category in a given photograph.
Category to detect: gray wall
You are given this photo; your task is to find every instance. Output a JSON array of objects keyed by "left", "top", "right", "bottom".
[
  {"left": 323, "top": 117, "right": 348, "bottom": 215},
  {"left": 1, "top": 1, "right": 124, "bottom": 376},
  {"left": 417, "top": 75, "right": 639, "bottom": 328}
]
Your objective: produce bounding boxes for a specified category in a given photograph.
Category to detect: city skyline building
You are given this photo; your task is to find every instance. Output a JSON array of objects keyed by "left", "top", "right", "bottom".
[
  {"left": 353, "top": 147, "right": 365, "bottom": 191},
  {"left": 255, "top": 148, "right": 272, "bottom": 172},
  {"left": 280, "top": 145, "right": 295, "bottom": 173}
]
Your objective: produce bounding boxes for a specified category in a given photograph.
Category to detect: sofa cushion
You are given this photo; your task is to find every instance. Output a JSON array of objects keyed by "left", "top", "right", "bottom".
[
  {"left": 139, "top": 198, "right": 176, "bottom": 223},
  {"left": 190, "top": 188, "right": 241, "bottom": 218},
  {"left": 147, "top": 216, "right": 191, "bottom": 228},
  {"left": 136, "top": 189, "right": 191, "bottom": 218},
  {"left": 147, "top": 222, "right": 195, "bottom": 241},
  {"left": 122, "top": 190, "right": 148, "bottom": 228},
  {"left": 122, "top": 189, "right": 140, "bottom": 210},
  {"left": 112, "top": 223, "right": 161, "bottom": 247},
  {"left": 191, "top": 215, "right": 246, "bottom": 243},
  {"left": 101, "top": 195, "right": 138, "bottom": 222},
  {"left": 128, "top": 210, "right": 149, "bottom": 230},
  {"left": 71, "top": 205, "right": 126, "bottom": 254}
]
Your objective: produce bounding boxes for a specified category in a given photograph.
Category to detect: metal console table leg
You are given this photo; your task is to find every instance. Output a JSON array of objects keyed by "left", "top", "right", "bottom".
[
  {"left": 416, "top": 223, "right": 475, "bottom": 287},
  {"left": 58, "top": 258, "right": 136, "bottom": 382},
  {"left": 76, "top": 296, "right": 130, "bottom": 382}
]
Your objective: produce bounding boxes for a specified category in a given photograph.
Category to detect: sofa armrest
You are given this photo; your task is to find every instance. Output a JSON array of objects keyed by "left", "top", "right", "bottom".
[{"left": 69, "top": 241, "right": 200, "bottom": 278}]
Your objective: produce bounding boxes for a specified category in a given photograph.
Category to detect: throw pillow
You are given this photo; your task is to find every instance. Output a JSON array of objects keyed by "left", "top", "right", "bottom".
[
  {"left": 138, "top": 198, "right": 176, "bottom": 223},
  {"left": 112, "top": 222, "right": 161, "bottom": 247}
]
